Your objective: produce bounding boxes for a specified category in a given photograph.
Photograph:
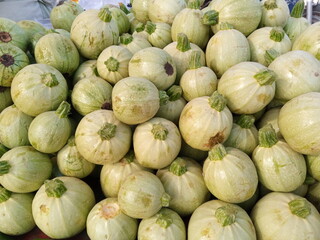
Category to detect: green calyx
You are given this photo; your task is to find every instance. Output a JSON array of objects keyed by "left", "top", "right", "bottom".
[
  {"left": 159, "top": 90, "right": 170, "bottom": 106},
  {"left": 105, "top": 57, "right": 120, "bottom": 72},
  {"left": 41, "top": 73, "right": 59, "bottom": 87},
  {"left": 0, "top": 161, "right": 11, "bottom": 175},
  {"left": 264, "top": 49, "right": 280, "bottom": 66},
  {"left": 98, "top": 7, "right": 113, "bottom": 22},
  {"left": 167, "top": 85, "right": 183, "bottom": 101},
  {"left": 291, "top": 0, "right": 305, "bottom": 18},
  {"left": 289, "top": 198, "right": 311, "bottom": 218},
  {"left": 67, "top": 136, "right": 76, "bottom": 147},
  {"left": 119, "top": 2, "right": 130, "bottom": 14},
  {"left": 208, "top": 143, "right": 227, "bottom": 161},
  {"left": 169, "top": 158, "right": 187, "bottom": 176},
  {"left": 145, "top": 21, "right": 156, "bottom": 35},
  {"left": 263, "top": 0, "right": 277, "bottom": 10},
  {"left": 123, "top": 150, "right": 135, "bottom": 164},
  {"left": 135, "top": 22, "right": 145, "bottom": 33},
  {"left": 120, "top": 33, "right": 134, "bottom": 45},
  {"left": 188, "top": 50, "right": 203, "bottom": 70},
  {"left": 55, "top": 101, "right": 71, "bottom": 118},
  {"left": 45, "top": 179, "right": 67, "bottom": 198},
  {"left": 254, "top": 68, "right": 276, "bottom": 86},
  {"left": 0, "top": 186, "right": 11, "bottom": 203},
  {"left": 202, "top": 10, "right": 219, "bottom": 26},
  {"left": 151, "top": 123, "right": 169, "bottom": 140},
  {"left": 258, "top": 124, "right": 278, "bottom": 148},
  {"left": 176, "top": 33, "right": 191, "bottom": 52},
  {"left": 98, "top": 123, "right": 117, "bottom": 140},
  {"left": 215, "top": 205, "right": 237, "bottom": 227},
  {"left": 156, "top": 212, "right": 173, "bottom": 228},
  {"left": 270, "top": 27, "right": 285, "bottom": 42},
  {"left": 208, "top": 91, "right": 227, "bottom": 112},
  {"left": 236, "top": 115, "right": 255, "bottom": 129},
  {"left": 0, "top": 143, "right": 9, "bottom": 158},
  {"left": 187, "top": 0, "right": 201, "bottom": 9},
  {"left": 160, "top": 192, "right": 171, "bottom": 207}
]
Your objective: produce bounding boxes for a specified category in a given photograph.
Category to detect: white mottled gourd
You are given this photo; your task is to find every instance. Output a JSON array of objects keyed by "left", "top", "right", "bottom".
[
  {"left": 10, "top": 63, "right": 68, "bottom": 117},
  {"left": 138, "top": 208, "right": 186, "bottom": 240},
  {"left": 156, "top": 157, "right": 210, "bottom": 216},
  {"left": 0, "top": 87, "right": 12, "bottom": 113},
  {"left": 0, "top": 146, "right": 52, "bottom": 193},
  {"left": 75, "top": 109, "right": 132, "bottom": 165},
  {"left": 145, "top": 21, "right": 172, "bottom": 49},
  {"left": 17, "top": 20, "right": 46, "bottom": 44},
  {"left": 0, "top": 187, "right": 35, "bottom": 236},
  {"left": 252, "top": 124, "right": 306, "bottom": 192},
  {"left": 133, "top": 117, "right": 181, "bottom": 169},
  {"left": 131, "top": 0, "right": 150, "bottom": 23},
  {"left": 217, "top": 62, "right": 276, "bottom": 114},
  {"left": 188, "top": 200, "right": 257, "bottom": 240},
  {"left": 119, "top": 33, "right": 152, "bottom": 55},
  {"left": 278, "top": 92, "right": 320, "bottom": 155},
  {"left": 306, "top": 154, "right": 320, "bottom": 182},
  {"left": 257, "top": 107, "right": 282, "bottom": 139},
  {"left": 268, "top": 50, "right": 320, "bottom": 102},
  {"left": 106, "top": 4, "right": 131, "bottom": 35},
  {"left": 206, "top": 23, "right": 251, "bottom": 77},
  {"left": 179, "top": 91, "right": 233, "bottom": 151},
  {"left": 251, "top": 192, "right": 320, "bottom": 240},
  {"left": 32, "top": 177, "right": 96, "bottom": 239},
  {"left": 259, "top": 0, "right": 290, "bottom": 27},
  {"left": 132, "top": 22, "right": 149, "bottom": 40},
  {"left": 118, "top": 170, "right": 171, "bottom": 219},
  {"left": 203, "top": 144, "right": 258, "bottom": 203},
  {"left": 86, "top": 198, "right": 138, "bottom": 240},
  {"left": 72, "top": 60, "right": 100, "bottom": 85}
]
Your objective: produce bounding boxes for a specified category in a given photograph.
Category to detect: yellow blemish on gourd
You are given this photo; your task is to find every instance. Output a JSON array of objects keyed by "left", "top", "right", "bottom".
[{"left": 40, "top": 204, "right": 49, "bottom": 214}]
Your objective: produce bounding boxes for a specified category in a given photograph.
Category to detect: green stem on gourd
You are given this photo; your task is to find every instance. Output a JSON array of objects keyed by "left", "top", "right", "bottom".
[
  {"left": 304, "top": 175, "right": 316, "bottom": 185},
  {"left": 258, "top": 124, "right": 278, "bottom": 148},
  {"left": 263, "top": 0, "right": 277, "bottom": 10},
  {"left": 219, "top": 22, "right": 234, "bottom": 30},
  {"left": 167, "top": 85, "right": 183, "bottom": 101},
  {"left": 208, "top": 144, "right": 227, "bottom": 161},
  {"left": 264, "top": 49, "right": 280, "bottom": 66},
  {"left": 0, "top": 161, "right": 11, "bottom": 175},
  {"left": 145, "top": 21, "right": 156, "bottom": 35},
  {"left": 105, "top": 57, "right": 120, "bottom": 72},
  {"left": 159, "top": 90, "right": 170, "bottom": 106},
  {"left": 291, "top": 0, "right": 305, "bottom": 18},
  {"left": 135, "top": 22, "right": 145, "bottom": 33},
  {"left": 98, "top": 123, "right": 117, "bottom": 140},
  {"left": 0, "top": 143, "right": 9, "bottom": 158},
  {"left": 254, "top": 69, "right": 276, "bottom": 86},
  {"left": 187, "top": 0, "right": 201, "bottom": 9},
  {"left": 45, "top": 179, "right": 67, "bottom": 198},
  {"left": 55, "top": 101, "right": 71, "bottom": 118},
  {"left": 67, "top": 136, "right": 76, "bottom": 147},
  {"left": 208, "top": 91, "right": 227, "bottom": 112},
  {"left": 156, "top": 212, "right": 173, "bottom": 228},
  {"left": 176, "top": 33, "right": 191, "bottom": 52},
  {"left": 202, "top": 10, "right": 219, "bottom": 26},
  {"left": 215, "top": 205, "right": 237, "bottom": 227},
  {"left": 236, "top": 115, "right": 255, "bottom": 129},
  {"left": 124, "top": 150, "right": 135, "bottom": 164},
  {"left": 169, "top": 158, "right": 187, "bottom": 176},
  {"left": 120, "top": 33, "right": 133, "bottom": 45},
  {"left": 270, "top": 27, "right": 285, "bottom": 42},
  {"left": 0, "top": 186, "right": 11, "bottom": 203},
  {"left": 160, "top": 192, "right": 171, "bottom": 207},
  {"left": 152, "top": 123, "right": 169, "bottom": 140},
  {"left": 119, "top": 2, "right": 130, "bottom": 14},
  {"left": 289, "top": 198, "right": 311, "bottom": 218},
  {"left": 41, "top": 73, "right": 59, "bottom": 87},
  {"left": 98, "top": 7, "right": 113, "bottom": 22},
  {"left": 188, "top": 50, "right": 202, "bottom": 70}
]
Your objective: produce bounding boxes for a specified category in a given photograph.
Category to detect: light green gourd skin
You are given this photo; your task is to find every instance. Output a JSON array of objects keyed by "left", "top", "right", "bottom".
[
  {"left": 0, "top": 105, "right": 33, "bottom": 148},
  {"left": 0, "top": 43, "right": 30, "bottom": 87},
  {"left": 86, "top": 198, "right": 138, "bottom": 240},
  {"left": 259, "top": 0, "right": 290, "bottom": 28},
  {"left": 17, "top": 20, "right": 47, "bottom": 44},
  {"left": 131, "top": 0, "right": 150, "bottom": 23},
  {"left": 119, "top": 33, "right": 152, "bottom": 55},
  {"left": 138, "top": 208, "right": 186, "bottom": 240},
  {"left": 145, "top": 21, "right": 173, "bottom": 49},
  {"left": 71, "top": 76, "right": 113, "bottom": 116},
  {"left": 0, "top": 17, "right": 28, "bottom": 51},
  {"left": 108, "top": 6, "right": 131, "bottom": 35},
  {"left": 306, "top": 154, "right": 320, "bottom": 182},
  {"left": 72, "top": 60, "right": 100, "bottom": 85},
  {"left": 0, "top": 188, "right": 35, "bottom": 236},
  {"left": 0, "top": 146, "right": 52, "bottom": 193},
  {"left": 0, "top": 87, "right": 13, "bottom": 113},
  {"left": 10, "top": 63, "right": 68, "bottom": 117}
]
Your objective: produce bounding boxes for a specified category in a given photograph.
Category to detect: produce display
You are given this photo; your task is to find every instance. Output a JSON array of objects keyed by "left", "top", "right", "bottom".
[{"left": 1, "top": 0, "right": 320, "bottom": 239}]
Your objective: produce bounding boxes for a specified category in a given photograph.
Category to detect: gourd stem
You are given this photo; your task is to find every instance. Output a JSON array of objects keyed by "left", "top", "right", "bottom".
[
  {"left": 145, "top": 21, "right": 156, "bottom": 35},
  {"left": 254, "top": 69, "right": 276, "bottom": 86},
  {"left": 161, "top": 192, "right": 171, "bottom": 207},
  {"left": 0, "top": 161, "right": 11, "bottom": 175},
  {"left": 176, "top": 33, "right": 191, "bottom": 52},
  {"left": 264, "top": 0, "right": 277, "bottom": 10},
  {"left": 135, "top": 22, "right": 145, "bottom": 33},
  {"left": 270, "top": 27, "right": 285, "bottom": 42},
  {"left": 120, "top": 33, "right": 133, "bottom": 45},
  {"left": 55, "top": 101, "right": 71, "bottom": 118},
  {"left": 215, "top": 205, "right": 237, "bottom": 226},
  {"left": 187, "top": 0, "right": 201, "bottom": 9},
  {"left": 0, "top": 186, "right": 11, "bottom": 203},
  {"left": 258, "top": 124, "right": 278, "bottom": 148},
  {"left": 289, "top": 198, "right": 311, "bottom": 218},
  {"left": 159, "top": 90, "right": 169, "bottom": 106},
  {"left": 105, "top": 57, "right": 120, "bottom": 72},
  {"left": 188, "top": 50, "right": 202, "bottom": 70},
  {"left": 67, "top": 136, "right": 76, "bottom": 147},
  {"left": 169, "top": 158, "right": 187, "bottom": 176},
  {"left": 124, "top": 150, "right": 135, "bottom": 164},
  {"left": 42, "top": 73, "right": 59, "bottom": 87},
  {"left": 208, "top": 91, "right": 227, "bottom": 112},
  {"left": 45, "top": 179, "right": 67, "bottom": 198},
  {"left": 291, "top": 0, "right": 305, "bottom": 18},
  {"left": 219, "top": 22, "right": 234, "bottom": 30},
  {"left": 304, "top": 175, "right": 316, "bottom": 185},
  {"left": 152, "top": 123, "right": 169, "bottom": 140},
  {"left": 167, "top": 85, "right": 183, "bottom": 101},
  {"left": 156, "top": 212, "right": 173, "bottom": 228},
  {"left": 264, "top": 49, "right": 280, "bottom": 66},
  {"left": 208, "top": 144, "right": 227, "bottom": 161},
  {"left": 98, "top": 123, "right": 117, "bottom": 140},
  {"left": 236, "top": 115, "right": 255, "bottom": 129},
  {"left": 202, "top": 10, "right": 219, "bottom": 26},
  {"left": 98, "top": 7, "right": 113, "bottom": 22},
  {"left": 0, "top": 143, "right": 9, "bottom": 158},
  {"left": 119, "top": 2, "right": 130, "bottom": 14}
]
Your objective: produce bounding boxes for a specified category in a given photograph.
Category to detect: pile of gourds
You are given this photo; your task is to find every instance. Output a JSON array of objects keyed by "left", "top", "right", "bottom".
[{"left": 0, "top": 0, "right": 320, "bottom": 239}]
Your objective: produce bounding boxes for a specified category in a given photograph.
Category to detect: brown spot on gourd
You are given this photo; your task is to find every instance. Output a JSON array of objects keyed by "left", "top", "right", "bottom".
[
  {"left": 0, "top": 54, "right": 14, "bottom": 67},
  {"left": 205, "top": 132, "right": 225, "bottom": 148},
  {"left": 101, "top": 203, "right": 119, "bottom": 219},
  {"left": 164, "top": 62, "right": 174, "bottom": 76},
  {"left": 101, "top": 101, "right": 112, "bottom": 110},
  {"left": 257, "top": 94, "right": 269, "bottom": 104},
  {"left": 0, "top": 32, "right": 11, "bottom": 43},
  {"left": 315, "top": 72, "right": 319, "bottom": 77},
  {"left": 40, "top": 204, "right": 49, "bottom": 214},
  {"left": 141, "top": 196, "right": 152, "bottom": 207}
]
